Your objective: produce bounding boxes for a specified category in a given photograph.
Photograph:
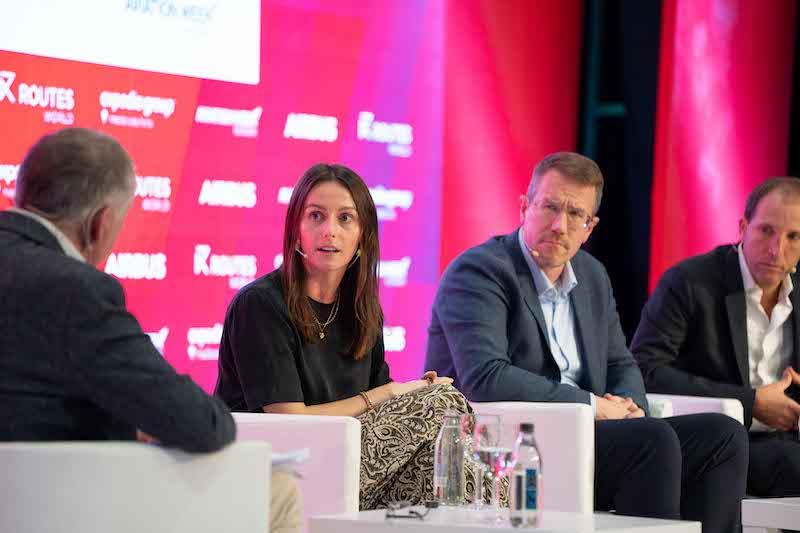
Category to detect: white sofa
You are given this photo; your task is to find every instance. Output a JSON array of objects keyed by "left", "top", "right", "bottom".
[
  {"left": 233, "top": 413, "right": 362, "bottom": 526},
  {"left": 471, "top": 402, "right": 595, "bottom": 513},
  {"left": 647, "top": 393, "right": 744, "bottom": 424},
  {"left": 472, "top": 394, "right": 746, "bottom": 515},
  {"left": 0, "top": 441, "right": 271, "bottom": 533}
]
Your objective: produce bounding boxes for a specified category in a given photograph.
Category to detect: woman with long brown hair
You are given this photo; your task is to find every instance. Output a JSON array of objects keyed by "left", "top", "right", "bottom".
[{"left": 215, "top": 163, "right": 471, "bottom": 509}]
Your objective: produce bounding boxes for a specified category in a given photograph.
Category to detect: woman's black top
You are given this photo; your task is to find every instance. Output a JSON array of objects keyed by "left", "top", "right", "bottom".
[{"left": 215, "top": 269, "right": 391, "bottom": 411}]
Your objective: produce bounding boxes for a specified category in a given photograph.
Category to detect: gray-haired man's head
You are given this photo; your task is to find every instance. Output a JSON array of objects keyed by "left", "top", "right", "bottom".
[{"left": 15, "top": 127, "right": 136, "bottom": 265}]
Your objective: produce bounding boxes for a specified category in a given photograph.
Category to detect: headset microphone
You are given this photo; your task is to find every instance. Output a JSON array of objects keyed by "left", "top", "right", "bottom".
[{"left": 295, "top": 246, "right": 307, "bottom": 259}]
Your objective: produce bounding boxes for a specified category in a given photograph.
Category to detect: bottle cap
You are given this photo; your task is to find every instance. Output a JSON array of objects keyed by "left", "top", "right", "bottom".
[{"left": 519, "top": 422, "right": 534, "bottom": 433}]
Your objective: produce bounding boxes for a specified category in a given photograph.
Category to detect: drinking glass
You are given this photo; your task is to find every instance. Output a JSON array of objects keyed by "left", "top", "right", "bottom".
[
  {"left": 460, "top": 413, "right": 485, "bottom": 509},
  {"left": 471, "top": 414, "right": 514, "bottom": 523}
]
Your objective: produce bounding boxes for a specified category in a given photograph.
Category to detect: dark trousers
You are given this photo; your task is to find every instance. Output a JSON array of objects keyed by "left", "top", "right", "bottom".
[
  {"left": 748, "top": 430, "right": 800, "bottom": 497},
  {"left": 595, "top": 413, "right": 748, "bottom": 533}
]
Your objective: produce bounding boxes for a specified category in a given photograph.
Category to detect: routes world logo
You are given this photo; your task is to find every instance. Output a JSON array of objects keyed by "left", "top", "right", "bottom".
[{"left": 0, "top": 70, "right": 75, "bottom": 125}]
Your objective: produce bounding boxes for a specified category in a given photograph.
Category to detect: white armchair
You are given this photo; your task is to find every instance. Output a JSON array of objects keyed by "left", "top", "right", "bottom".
[
  {"left": 0, "top": 441, "right": 271, "bottom": 533},
  {"left": 646, "top": 394, "right": 745, "bottom": 424},
  {"left": 470, "top": 395, "right": 744, "bottom": 515},
  {"left": 471, "top": 402, "right": 595, "bottom": 513},
  {"left": 233, "top": 413, "right": 362, "bottom": 522}
]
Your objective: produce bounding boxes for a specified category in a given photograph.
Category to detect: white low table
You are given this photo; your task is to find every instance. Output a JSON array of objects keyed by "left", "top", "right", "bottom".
[
  {"left": 311, "top": 508, "right": 700, "bottom": 533},
  {"left": 742, "top": 497, "right": 800, "bottom": 530}
]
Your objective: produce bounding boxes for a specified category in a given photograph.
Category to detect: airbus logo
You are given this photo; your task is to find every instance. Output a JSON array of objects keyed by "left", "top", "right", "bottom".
[
  {"left": 198, "top": 179, "right": 257, "bottom": 208},
  {"left": 283, "top": 112, "right": 338, "bottom": 142},
  {"left": 0, "top": 71, "right": 16, "bottom": 103},
  {"left": 105, "top": 252, "right": 167, "bottom": 280}
]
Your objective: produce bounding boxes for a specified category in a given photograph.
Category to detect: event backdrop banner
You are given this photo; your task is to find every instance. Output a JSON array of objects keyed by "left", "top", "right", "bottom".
[{"left": 0, "top": 0, "right": 581, "bottom": 390}]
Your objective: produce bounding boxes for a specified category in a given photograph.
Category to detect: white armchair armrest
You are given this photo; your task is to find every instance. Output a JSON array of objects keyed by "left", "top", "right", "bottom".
[
  {"left": 470, "top": 402, "right": 594, "bottom": 513},
  {"left": 234, "top": 413, "right": 362, "bottom": 517},
  {"left": 646, "top": 394, "right": 744, "bottom": 424},
  {"left": 0, "top": 441, "right": 270, "bottom": 533}
]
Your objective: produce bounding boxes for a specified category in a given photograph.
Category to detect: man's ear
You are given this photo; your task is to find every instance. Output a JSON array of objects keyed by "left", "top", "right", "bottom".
[
  {"left": 88, "top": 206, "right": 111, "bottom": 248},
  {"left": 738, "top": 217, "right": 747, "bottom": 239},
  {"left": 581, "top": 216, "right": 600, "bottom": 245},
  {"left": 519, "top": 194, "right": 529, "bottom": 223}
]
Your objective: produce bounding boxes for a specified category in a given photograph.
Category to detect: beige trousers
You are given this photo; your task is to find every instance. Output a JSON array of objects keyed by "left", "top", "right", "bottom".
[{"left": 270, "top": 471, "right": 303, "bottom": 533}]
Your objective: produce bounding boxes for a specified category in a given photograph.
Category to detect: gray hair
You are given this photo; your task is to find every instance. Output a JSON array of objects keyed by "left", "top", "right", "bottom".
[
  {"left": 527, "top": 151, "right": 604, "bottom": 214},
  {"left": 15, "top": 128, "right": 135, "bottom": 222}
]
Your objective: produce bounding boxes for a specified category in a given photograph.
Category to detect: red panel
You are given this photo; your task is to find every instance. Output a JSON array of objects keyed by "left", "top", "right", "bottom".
[
  {"left": 440, "top": 0, "right": 583, "bottom": 270},
  {"left": 650, "top": 0, "right": 797, "bottom": 289}
]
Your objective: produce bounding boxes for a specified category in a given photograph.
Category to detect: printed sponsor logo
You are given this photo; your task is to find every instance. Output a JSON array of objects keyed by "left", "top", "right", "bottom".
[
  {"left": 198, "top": 179, "right": 257, "bottom": 208},
  {"left": 136, "top": 175, "right": 172, "bottom": 213},
  {"left": 186, "top": 322, "right": 222, "bottom": 361},
  {"left": 380, "top": 257, "right": 411, "bottom": 287},
  {"left": 146, "top": 326, "right": 170, "bottom": 355},
  {"left": 194, "top": 105, "right": 262, "bottom": 138},
  {"left": 0, "top": 163, "right": 19, "bottom": 201},
  {"left": 277, "top": 185, "right": 413, "bottom": 221},
  {"left": 383, "top": 326, "right": 406, "bottom": 352},
  {"left": 193, "top": 244, "right": 257, "bottom": 289},
  {"left": 105, "top": 252, "right": 167, "bottom": 280},
  {"left": 0, "top": 70, "right": 75, "bottom": 125},
  {"left": 357, "top": 111, "right": 413, "bottom": 158},
  {"left": 99, "top": 89, "right": 176, "bottom": 129},
  {"left": 283, "top": 112, "right": 338, "bottom": 142}
]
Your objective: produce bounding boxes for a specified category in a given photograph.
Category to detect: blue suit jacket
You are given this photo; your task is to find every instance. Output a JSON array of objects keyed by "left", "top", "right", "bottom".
[{"left": 425, "top": 230, "right": 648, "bottom": 413}]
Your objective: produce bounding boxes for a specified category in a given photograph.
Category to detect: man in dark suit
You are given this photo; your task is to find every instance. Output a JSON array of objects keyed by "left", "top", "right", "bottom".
[
  {"left": 0, "top": 128, "right": 301, "bottom": 533},
  {"left": 633, "top": 177, "right": 800, "bottom": 498},
  {"left": 426, "top": 152, "right": 748, "bottom": 533}
]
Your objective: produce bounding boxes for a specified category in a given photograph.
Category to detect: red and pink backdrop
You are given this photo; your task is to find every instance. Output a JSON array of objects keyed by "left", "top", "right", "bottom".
[
  {"left": 0, "top": 0, "right": 582, "bottom": 390},
  {"left": 650, "top": 0, "right": 797, "bottom": 289}
]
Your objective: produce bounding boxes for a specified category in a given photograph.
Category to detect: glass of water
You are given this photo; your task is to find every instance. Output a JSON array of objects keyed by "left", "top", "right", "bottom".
[{"left": 471, "top": 414, "right": 514, "bottom": 523}]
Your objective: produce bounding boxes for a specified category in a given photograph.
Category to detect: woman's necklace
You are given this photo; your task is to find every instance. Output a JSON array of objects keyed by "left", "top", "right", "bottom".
[{"left": 311, "top": 293, "right": 340, "bottom": 339}]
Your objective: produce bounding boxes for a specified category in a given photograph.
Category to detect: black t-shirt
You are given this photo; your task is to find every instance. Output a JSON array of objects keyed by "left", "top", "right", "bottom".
[{"left": 214, "top": 269, "right": 392, "bottom": 412}]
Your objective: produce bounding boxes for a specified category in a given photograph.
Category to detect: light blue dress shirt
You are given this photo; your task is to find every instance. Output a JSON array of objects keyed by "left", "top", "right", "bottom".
[{"left": 518, "top": 230, "right": 585, "bottom": 390}]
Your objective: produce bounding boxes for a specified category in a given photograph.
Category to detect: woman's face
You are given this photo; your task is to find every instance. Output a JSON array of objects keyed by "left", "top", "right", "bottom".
[{"left": 297, "top": 180, "right": 362, "bottom": 278}]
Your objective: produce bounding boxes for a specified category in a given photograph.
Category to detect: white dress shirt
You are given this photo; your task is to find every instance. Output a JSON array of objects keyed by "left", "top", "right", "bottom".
[
  {"left": 738, "top": 244, "right": 794, "bottom": 431},
  {"left": 518, "top": 231, "right": 588, "bottom": 392}
]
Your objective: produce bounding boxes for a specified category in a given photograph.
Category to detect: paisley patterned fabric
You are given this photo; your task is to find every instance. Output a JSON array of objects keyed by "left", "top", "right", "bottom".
[{"left": 357, "top": 384, "right": 506, "bottom": 510}]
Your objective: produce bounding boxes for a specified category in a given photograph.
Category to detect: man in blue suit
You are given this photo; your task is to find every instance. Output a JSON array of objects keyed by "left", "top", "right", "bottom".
[{"left": 426, "top": 152, "right": 748, "bottom": 533}]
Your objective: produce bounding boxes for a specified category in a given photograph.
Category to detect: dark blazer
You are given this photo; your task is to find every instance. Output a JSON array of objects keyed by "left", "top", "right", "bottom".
[
  {"left": 425, "top": 230, "right": 648, "bottom": 412},
  {"left": 0, "top": 211, "right": 235, "bottom": 452},
  {"left": 631, "top": 244, "right": 800, "bottom": 428}
]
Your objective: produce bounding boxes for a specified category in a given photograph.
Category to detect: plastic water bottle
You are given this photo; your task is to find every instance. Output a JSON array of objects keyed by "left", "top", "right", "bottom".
[
  {"left": 433, "top": 409, "right": 465, "bottom": 506},
  {"left": 510, "top": 422, "right": 542, "bottom": 527}
]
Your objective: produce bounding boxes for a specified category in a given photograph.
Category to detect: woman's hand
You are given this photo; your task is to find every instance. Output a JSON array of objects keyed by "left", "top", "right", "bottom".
[
  {"left": 389, "top": 371, "right": 454, "bottom": 398},
  {"left": 421, "top": 370, "right": 454, "bottom": 385}
]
